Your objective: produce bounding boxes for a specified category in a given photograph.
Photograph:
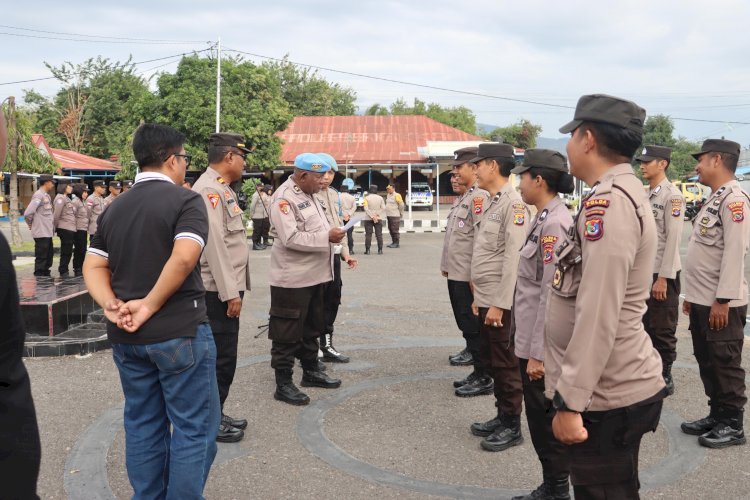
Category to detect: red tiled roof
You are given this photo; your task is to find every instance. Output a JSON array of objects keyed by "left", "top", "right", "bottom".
[
  {"left": 31, "top": 134, "right": 120, "bottom": 172},
  {"left": 277, "top": 115, "right": 484, "bottom": 165}
]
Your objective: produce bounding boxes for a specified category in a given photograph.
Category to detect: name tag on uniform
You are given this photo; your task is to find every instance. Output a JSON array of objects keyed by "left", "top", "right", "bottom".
[{"left": 298, "top": 201, "right": 311, "bottom": 210}]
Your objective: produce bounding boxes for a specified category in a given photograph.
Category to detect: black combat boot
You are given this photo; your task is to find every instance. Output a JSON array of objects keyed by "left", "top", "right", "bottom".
[
  {"left": 449, "top": 349, "right": 474, "bottom": 366},
  {"left": 546, "top": 474, "right": 571, "bottom": 500},
  {"left": 217, "top": 414, "right": 244, "bottom": 443},
  {"left": 453, "top": 370, "right": 480, "bottom": 388},
  {"left": 663, "top": 362, "right": 675, "bottom": 396},
  {"left": 470, "top": 410, "right": 503, "bottom": 437},
  {"left": 222, "top": 412, "right": 248, "bottom": 430},
  {"left": 274, "top": 369, "right": 310, "bottom": 406},
  {"left": 455, "top": 375, "right": 493, "bottom": 397},
  {"left": 481, "top": 414, "right": 523, "bottom": 452},
  {"left": 387, "top": 242, "right": 399, "bottom": 248},
  {"left": 681, "top": 408, "right": 718, "bottom": 435},
  {"left": 321, "top": 333, "right": 350, "bottom": 363},
  {"left": 511, "top": 483, "right": 548, "bottom": 500},
  {"left": 377, "top": 247, "right": 383, "bottom": 254},
  {"left": 301, "top": 369, "right": 342, "bottom": 389},
  {"left": 252, "top": 242, "right": 264, "bottom": 251},
  {"left": 364, "top": 248, "right": 371, "bottom": 255},
  {"left": 699, "top": 410, "right": 746, "bottom": 448},
  {"left": 73, "top": 268, "right": 83, "bottom": 277}
]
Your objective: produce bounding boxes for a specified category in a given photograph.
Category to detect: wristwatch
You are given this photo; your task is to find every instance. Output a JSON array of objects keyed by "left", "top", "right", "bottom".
[
  {"left": 552, "top": 391, "right": 579, "bottom": 413},
  {"left": 716, "top": 298, "right": 730, "bottom": 305}
]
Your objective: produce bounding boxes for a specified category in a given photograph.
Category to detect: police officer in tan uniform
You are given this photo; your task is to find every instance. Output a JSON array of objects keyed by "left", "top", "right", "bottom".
[
  {"left": 385, "top": 185, "right": 405, "bottom": 248},
  {"left": 637, "top": 145, "right": 684, "bottom": 395},
  {"left": 363, "top": 185, "right": 386, "bottom": 254},
  {"left": 510, "top": 149, "right": 574, "bottom": 500},
  {"left": 441, "top": 147, "right": 492, "bottom": 394},
  {"left": 681, "top": 139, "right": 750, "bottom": 448},
  {"left": 122, "top": 180, "right": 134, "bottom": 192},
  {"left": 24, "top": 174, "right": 55, "bottom": 277},
  {"left": 547, "top": 94, "right": 666, "bottom": 499},
  {"left": 314, "top": 153, "right": 358, "bottom": 363},
  {"left": 71, "top": 183, "right": 89, "bottom": 276},
  {"left": 467, "top": 143, "right": 527, "bottom": 452},
  {"left": 193, "top": 133, "right": 253, "bottom": 442},
  {"left": 268, "top": 153, "right": 345, "bottom": 405},
  {"left": 86, "top": 180, "right": 107, "bottom": 242},
  {"left": 339, "top": 185, "right": 358, "bottom": 254},
  {"left": 53, "top": 182, "right": 76, "bottom": 277},
  {"left": 249, "top": 182, "right": 270, "bottom": 250},
  {"left": 104, "top": 180, "right": 121, "bottom": 207}
]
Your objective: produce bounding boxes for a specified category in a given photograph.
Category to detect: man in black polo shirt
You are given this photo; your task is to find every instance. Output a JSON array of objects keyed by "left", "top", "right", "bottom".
[{"left": 83, "top": 123, "right": 220, "bottom": 499}]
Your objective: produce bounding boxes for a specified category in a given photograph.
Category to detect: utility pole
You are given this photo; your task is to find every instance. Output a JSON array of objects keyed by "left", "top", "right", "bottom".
[
  {"left": 8, "top": 96, "right": 22, "bottom": 246},
  {"left": 215, "top": 37, "right": 221, "bottom": 133}
]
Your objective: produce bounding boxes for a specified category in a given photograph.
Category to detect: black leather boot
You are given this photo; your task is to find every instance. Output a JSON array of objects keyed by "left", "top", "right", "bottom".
[
  {"left": 481, "top": 414, "right": 523, "bottom": 452},
  {"left": 547, "top": 475, "right": 571, "bottom": 500},
  {"left": 301, "top": 369, "right": 342, "bottom": 389},
  {"left": 274, "top": 369, "right": 310, "bottom": 406},
  {"left": 470, "top": 411, "right": 503, "bottom": 437},
  {"left": 321, "top": 333, "right": 350, "bottom": 363},
  {"left": 453, "top": 370, "right": 480, "bottom": 388},
  {"left": 699, "top": 411, "right": 746, "bottom": 448},
  {"left": 455, "top": 375, "right": 493, "bottom": 397},
  {"left": 681, "top": 408, "right": 718, "bottom": 436},
  {"left": 222, "top": 412, "right": 248, "bottom": 430},
  {"left": 217, "top": 414, "right": 244, "bottom": 443},
  {"left": 364, "top": 248, "right": 371, "bottom": 255},
  {"left": 377, "top": 247, "right": 383, "bottom": 254},
  {"left": 663, "top": 362, "right": 675, "bottom": 396},
  {"left": 511, "top": 483, "right": 548, "bottom": 500},
  {"left": 387, "top": 242, "right": 399, "bottom": 248}
]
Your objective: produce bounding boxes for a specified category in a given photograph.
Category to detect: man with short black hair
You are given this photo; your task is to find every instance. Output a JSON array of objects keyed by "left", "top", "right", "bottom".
[
  {"left": 547, "top": 94, "right": 666, "bottom": 498},
  {"left": 24, "top": 174, "right": 55, "bottom": 277},
  {"left": 84, "top": 123, "right": 219, "bottom": 499},
  {"left": 53, "top": 182, "right": 76, "bottom": 277},
  {"left": 385, "top": 184, "right": 404, "bottom": 248},
  {"left": 86, "top": 180, "right": 107, "bottom": 244},
  {"left": 104, "top": 180, "right": 121, "bottom": 207},
  {"left": 681, "top": 138, "right": 749, "bottom": 449},
  {"left": 249, "top": 182, "right": 271, "bottom": 251},
  {"left": 638, "top": 145, "right": 684, "bottom": 394}
]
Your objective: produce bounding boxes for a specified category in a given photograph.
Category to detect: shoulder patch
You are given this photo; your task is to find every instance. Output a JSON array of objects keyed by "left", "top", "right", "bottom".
[
  {"left": 671, "top": 197, "right": 682, "bottom": 217},
  {"left": 541, "top": 235, "right": 558, "bottom": 264},
  {"left": 206, "top": 193, "right": 220, "bottom": 209},
  {"left": 584, "top": 217, "right": 604, "bottom": 241},
  {"left": 278, "top": 200, "right": 291, "bottom": 215},
  {"left": 585, "top": 209, "right": 606, "bottom": 217},
  {"left": 728, "top": 201, "right": 745, "bottom": 222},
  {"left": 473, "top": 196, "right": 484, "bottom": 215},
  {"left": 584, "top": 198, "right": 610, "bottom": 209},
  {"left": 512, "top": 202, "right": 525, "bottom": 225}
]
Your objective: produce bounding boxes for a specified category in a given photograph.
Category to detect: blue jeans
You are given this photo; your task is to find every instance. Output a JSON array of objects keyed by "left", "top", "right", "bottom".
[{"left": 112, "top": 323, "right": 220, "bottom": 500}]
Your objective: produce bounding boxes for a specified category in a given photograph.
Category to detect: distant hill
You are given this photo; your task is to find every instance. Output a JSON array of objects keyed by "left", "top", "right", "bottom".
[{"left": 536, "top": 137, "right": 568, "bottom": 154}]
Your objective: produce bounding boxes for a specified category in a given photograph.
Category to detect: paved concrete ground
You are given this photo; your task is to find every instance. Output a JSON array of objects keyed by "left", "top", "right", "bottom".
[{"left": 23, "top": 231, "right": 750, "bottom": 499}]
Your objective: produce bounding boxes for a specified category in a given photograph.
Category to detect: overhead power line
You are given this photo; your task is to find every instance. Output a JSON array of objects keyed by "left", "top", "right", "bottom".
[
  {"left": 0, "top": 24, "right": 210, "bottom": 44},
  {"left": 0, "top": 31, "right": 211, "bottom": 45}
]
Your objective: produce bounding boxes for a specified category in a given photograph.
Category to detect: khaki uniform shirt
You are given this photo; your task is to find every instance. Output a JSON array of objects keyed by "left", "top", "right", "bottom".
[
  {"left": 385, "top": 192, "right": 404, "bottom": 217},
  {"left": 441, "top": 185, "right": 490, "bottom": 282},
  {"left": 684, "top": 180, "right": 750, "bottom": 307},
  {"left": 269, "top": 176, "right": 333, "bottom": 288},
  {"left": 249, "top": 191, "right": 270, "bottom": 219},
  {"left": 649, "top": 178, "right": 684, "bottom": 278},
  {"left": 315, "top": 187, "right": 351, "bottom": 260},
  {"left": 53, "top": 193, "right": 77, "bottom": 231},
  {"left": 363, "top": 194, "right": 386, "bottom": 221},
  {"left": 544, "top": 163, "right": 665, "bottom": 412},
  {"left": 193, "top": 167, "right": 251, "bottom": 302},
  {"left": 340, "top": 192, "right": 357, "bottom": 219},
  {"left": 86, "top": 194, "right": 106, "bottom": 234},
  {"left": 470, "top": 182, "right": 528, "bottom": 310},
  {"left": 24, "top": 188, "right": 54, "bottom": 238},
  {"left": 72, "top": 196, "right": 89, "bottom": 232},
  {"left": 103, "top": 193, "right": 117, "bottom": 208},
  {"left": 514, "top": 196, "right": 572, "bottom": 361}
]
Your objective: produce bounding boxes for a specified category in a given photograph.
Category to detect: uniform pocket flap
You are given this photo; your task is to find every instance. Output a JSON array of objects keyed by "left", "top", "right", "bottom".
[{"left": 269, "top": 306, "right": 300, "bottom": 319}]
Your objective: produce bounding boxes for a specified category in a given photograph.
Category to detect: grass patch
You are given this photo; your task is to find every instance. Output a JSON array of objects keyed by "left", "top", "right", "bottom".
[{"left": 10, "top": 236, "right": 61, "bottom": 254}]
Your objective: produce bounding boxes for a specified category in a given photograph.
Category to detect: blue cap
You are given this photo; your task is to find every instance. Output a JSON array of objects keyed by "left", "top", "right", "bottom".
[
  {"left": 294, "top": 153, "right": 331, "bottom": 172},
  {"left": 315, "top": 152, "right": 338, "bottom": 172}
]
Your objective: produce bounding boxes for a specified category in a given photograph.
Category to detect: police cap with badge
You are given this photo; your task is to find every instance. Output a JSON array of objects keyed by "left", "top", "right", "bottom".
[
  {"left": 93, "top": 180, "right": 106, "bottom": 188},
  {"left": 471, "top": 143, "right": 515, "bottom": 163},
  {"left": 452, "top": 146, "right": 479, "bottom": 166},
  {"left": 636, "top": 145, "right": 672, "bottom": 163},
  {"left": 559, "top": 93, "right": 646, "bottom": 135},
  {"left": 209, "top": 133, "right": 253, "bottom": 154},
  {"left": 315, "top": 152, "right": 338, "bottom": 172},
  {"left": 691, "top": 139, "right": 741, "bottom": 159},
  {"left": 109, "top": 181, "right": 122, "bottom": 189}
]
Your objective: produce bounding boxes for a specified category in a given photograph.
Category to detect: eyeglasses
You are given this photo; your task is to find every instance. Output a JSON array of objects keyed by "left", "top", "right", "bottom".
[
  {"left": 165, "top": 153, "right": 192, "bottom": 167},
  {"left": 230, "top": 151, "right": 247, "bottom": 161}
]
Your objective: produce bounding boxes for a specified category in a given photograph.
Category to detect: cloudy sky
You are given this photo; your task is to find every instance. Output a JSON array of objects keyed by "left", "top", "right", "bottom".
[{"left": 3, "top": 0, "right": 750, "bottom": 146}]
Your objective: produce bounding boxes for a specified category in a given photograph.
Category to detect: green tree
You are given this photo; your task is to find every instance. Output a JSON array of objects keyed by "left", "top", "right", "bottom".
[
  {"left": 154, "top": 55, "right": 293, "bottom": 169},
  {"left": 364, "top": 98, "right": 478, "bottom": 135},
  {"left": 639, "top": 115, "right": 700, "bottom": 180},
  {"left": 642, "top": 114, "right": 676, "bottom": 148},
  {"left": 483, "top": 119, "right": 542, "bottom": 150},
  {"left": 262, "top": 56, "right": 357, "bottom": 116}
]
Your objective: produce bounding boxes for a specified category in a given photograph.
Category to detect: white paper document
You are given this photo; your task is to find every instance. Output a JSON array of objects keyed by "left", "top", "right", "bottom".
[{"left": 340, "top": 216, "right": 363, "bottom": 231}]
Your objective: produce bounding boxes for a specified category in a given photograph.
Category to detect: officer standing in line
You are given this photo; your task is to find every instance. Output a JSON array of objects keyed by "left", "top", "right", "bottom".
[
  {"left": 122, "top": 180, "right": 134, "bottom": 192},
  {"left": 546, "top": 94, "right": 666, "bottom": 499},
  {"left": 510, "top": 149, "right": 574, "bottom": 500},
  {"left": 314, "top": 152, "right": 358, "bottom": 363},
  {"left": 363, "top": 184, "right": 386, "bottom": 254},
  {"left": 467, "top": 143, "right": 527, "bottom": 452},
  {"left": 193, "top": 133, "right": 253, "bottom": 443},
  {"left": 339, "top": 185, "right": 358, "bottom": 254},
  {"left": 385, "top": 184, "right": 405, "bottom": 248},
  {"left": 268, "top": 153, "right": 345, "bottom": 405},
  {"left": 104, "top": 180, "right": 121, "bottom": 207},
  {"left": 53, "top": 182, "right": 76, "bottom": 277},
  {"left": 71, "top": 183, "right": 89, "bottom": 277},
  {"left": 249, "top": 182, "right": 270, "bottom": 251},
  {"left": 24, "top": 174, "right": 55, "bottom": 277},
  {"left": 681, "top": 139, "right": 749, "bottom": 448},
  {"left": 86, "top": 180, "right": 107, "bottom": 243},
  {"left": 638, "top": 145, "right": 684, "bottom": 394}
]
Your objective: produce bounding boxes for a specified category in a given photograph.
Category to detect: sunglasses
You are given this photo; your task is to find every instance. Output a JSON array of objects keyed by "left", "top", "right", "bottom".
[{"left": 165, "top": 153, "right": 193, "bottom": 167}]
